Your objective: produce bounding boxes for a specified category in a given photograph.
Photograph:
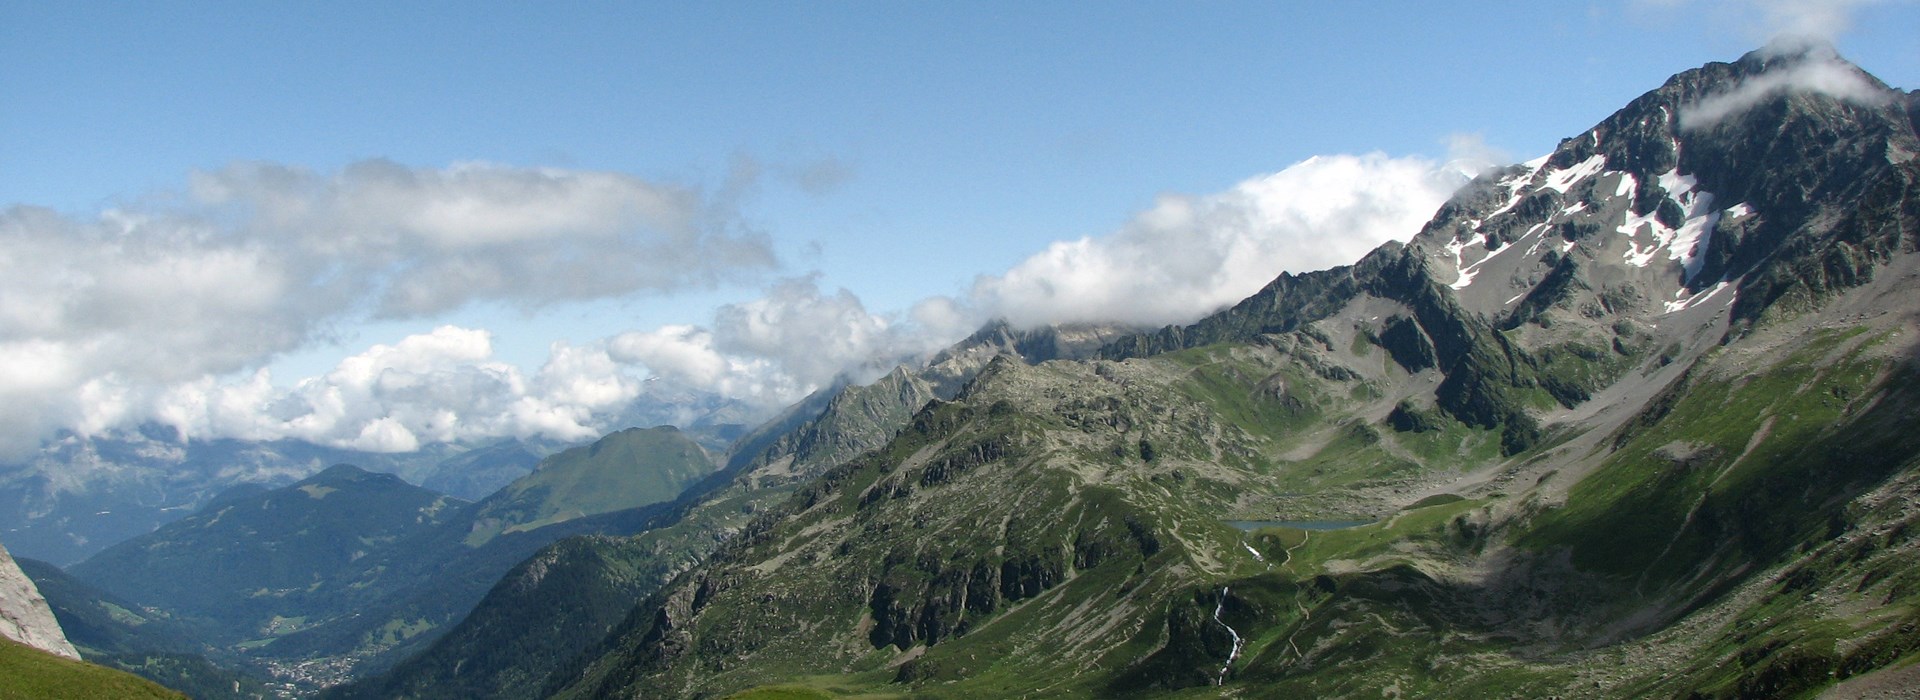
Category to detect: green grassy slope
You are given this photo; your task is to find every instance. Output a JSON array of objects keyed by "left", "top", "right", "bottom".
[
  {"left": 464, "top": 426, "right": 714, "bottom": 546},
  {"left": 335, "top": 371, "right": 942, "bottom": 699},
  {"left": 0, "top": 637, "right": 188, "bottom": 700},
  {"left": 550, "top": 338, "right": 1517, "bottom": 698},
  {"left": 542, "top": 313, "right": 1920, "bottom": 700}
]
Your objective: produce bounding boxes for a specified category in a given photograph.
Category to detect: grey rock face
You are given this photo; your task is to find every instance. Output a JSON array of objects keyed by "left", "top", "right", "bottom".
[{"left": 0, "top": 539, "right": 80, "bottom": 659}]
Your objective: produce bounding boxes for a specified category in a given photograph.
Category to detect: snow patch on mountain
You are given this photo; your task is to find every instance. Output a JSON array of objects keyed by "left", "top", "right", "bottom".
[
  {"left": 1472, "top": 155, "right": 1551, "bottom": 229},
  {"left": 1445, "top": 232, "right": 1489, "bottom": 289},
  {"left": 1618, "top": 169, "right": 1721, "bottom": 282},
  {"left": 1663, "top": 279, "right": 1734, "bottom": 314},
  {"left": 1614, "top": 171, "right": 1638, "bottom": 198},
  {"left": 1542, "top": 154, "right": 1607, "bottom": 194}
]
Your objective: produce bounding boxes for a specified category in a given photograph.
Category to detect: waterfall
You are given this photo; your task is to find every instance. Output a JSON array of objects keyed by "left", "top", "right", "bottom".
[{"left": 1212, "top": 586, "right": 1243, "bottom": 686}]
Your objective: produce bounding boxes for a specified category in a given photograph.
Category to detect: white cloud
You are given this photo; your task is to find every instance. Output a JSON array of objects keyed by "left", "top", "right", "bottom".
[
  {"left": 609, "top": 325, "right": 739, "bottom": 392},
  {"left": 598, "top": 153, "right": 1471, "bottom": 409},
  {"left": 0, "top": 160, "right": 776, "bottom": 457},
  {"left": 143, "top": 326, "right": 644, "bottom": 453},
  {"left": 1443, "top": 133, "right": 1510, "bottom": 177},
  {"left": 712, "top": 277, "right": 901, "bottom": 384},
  {"left": 610, "top": 325, "right": 788, "bottom": 405},
  {"left": 964, "top": 152, "right": 1468, "bottom": 328},
  {"left": 605, "top": 276, "right": 935, "bottom": 408},
  {"left": 907, "top": 296, "right": 978, "bottom": 343},
  {"left": 534, "top": 341, "right": 642, "bottom": 414},
  {"left": 1678, "top": 48, "right": 1890, "bottom": 129},
  {"left": 189, "top": 159, "right": 777, "bottom": 317},
  {"left": 3, "top": 150, "right": 1469, "bottom": 457}
]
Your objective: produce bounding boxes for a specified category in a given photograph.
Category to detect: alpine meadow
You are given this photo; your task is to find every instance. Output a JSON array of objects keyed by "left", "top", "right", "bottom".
[{"left": 4, "top": 5, "right": 1920, "bottom": 700}]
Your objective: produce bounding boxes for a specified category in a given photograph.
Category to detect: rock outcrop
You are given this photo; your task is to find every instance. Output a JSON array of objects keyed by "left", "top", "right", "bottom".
[{"left": 0, "top": 539, "right": 80, "bottom": 659}]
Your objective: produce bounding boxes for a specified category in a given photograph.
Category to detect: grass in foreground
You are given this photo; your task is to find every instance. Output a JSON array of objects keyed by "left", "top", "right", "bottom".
[{"left": 0, "top": 638, "right": 187, "bottom": 700}]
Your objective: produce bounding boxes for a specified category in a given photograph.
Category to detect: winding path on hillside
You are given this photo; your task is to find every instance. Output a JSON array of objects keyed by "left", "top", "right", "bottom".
[{"left": 1284, "top": 529, "right": 1312, "bottom": 661}]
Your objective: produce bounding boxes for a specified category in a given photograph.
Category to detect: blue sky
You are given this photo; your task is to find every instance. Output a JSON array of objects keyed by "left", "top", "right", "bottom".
[{"left": 1, "top": 1, "right": 1915, "bottom": 455}]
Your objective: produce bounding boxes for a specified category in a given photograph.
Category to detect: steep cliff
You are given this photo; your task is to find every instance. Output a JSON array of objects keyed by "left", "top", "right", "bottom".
[{"left": 0, "top": 539, "right": 79, "bottom": 660}]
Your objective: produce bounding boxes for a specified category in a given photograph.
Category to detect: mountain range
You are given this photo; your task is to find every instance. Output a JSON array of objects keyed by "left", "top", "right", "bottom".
[
  {"left": 14, "top": 425, "right": 711, "bottom": 695},
  {"left": 0, "top": 383, "right": 759, "bottom": 568},
  {"left": 15, "top": 43, "right": 1920, "bottom": 699},
  {"left": 536, "top": 44, "right": 1920, "bottom": 699}
]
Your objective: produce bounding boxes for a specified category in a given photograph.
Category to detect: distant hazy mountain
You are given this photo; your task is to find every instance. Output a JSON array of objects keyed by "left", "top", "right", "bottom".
[
  {"left": 0, "top": 431, "right": 451, "bottom": 567},
  {"left": 68, "top": 465, "right": 468, "bottom": 646},
  {"left": 0, "top": 382, "right": 759, "bottom": 567},
  {"left": 57, "top": 425, "right": 719, "bottom": 693},
  {"left": 419, "top": 439, "right": 551, "bottom": 502},
  {"left": 462, "top": 427, "right": 714, "bottom": 546}
]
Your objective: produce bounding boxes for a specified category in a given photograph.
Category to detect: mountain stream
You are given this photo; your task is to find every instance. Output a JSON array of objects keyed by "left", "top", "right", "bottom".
[{"left": 1213, "top": 586, "right": 1243, "bottom": 685}]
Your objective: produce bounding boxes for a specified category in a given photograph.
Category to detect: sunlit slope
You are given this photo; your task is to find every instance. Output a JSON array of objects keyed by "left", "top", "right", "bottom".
[
  {"left": 547, "top": 45, "right": 1920, "bottom": 699},
  {"left": 0, "top": 637, "right": 190, "bottom": 700},
  {"left": 464, "top": 426, "right": 715, "bottom": 545}
]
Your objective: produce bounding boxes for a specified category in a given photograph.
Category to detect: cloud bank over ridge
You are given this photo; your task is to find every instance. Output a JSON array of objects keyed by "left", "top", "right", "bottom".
[
  {"left": 3, "top": 151, "right": 1473, "bottom": 458},
  {"left": 1678, "top": 41, "right": 1891, "bottom": 130},
  {"left": 964, "top": 152, "right": 1472, "bottom": 329}
]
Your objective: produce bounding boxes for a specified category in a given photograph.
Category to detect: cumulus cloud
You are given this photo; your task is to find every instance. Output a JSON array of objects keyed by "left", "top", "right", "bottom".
[
  {"left": 609, "top": 325, "right": 782, "bottom": 405},
  {"left": 134, "top": 326, "right": 654, "bottom": 453},
  {"left": 5, "top": 149, "right": 1471, "bottom": 457},
  {"left": 0, "top": 160, "right": 775, "bottom": 457},
  {"left": 712, "top": 277, "right": 903, "bottom": 383},
  {"left": 608, "top": 276, "right": 934, "bottom": 407},
  {"left": 190, "top": 159, "right": 776, "bottom": 316},
  {"left": 963, "top": 152, "right": 1469, "bottom": 328},
  {"left": 1678, "top": 46, "right": 1890, "bottom": 129},
  {"left": 139, "top": 278, "right": 924, "bottom": 456}
]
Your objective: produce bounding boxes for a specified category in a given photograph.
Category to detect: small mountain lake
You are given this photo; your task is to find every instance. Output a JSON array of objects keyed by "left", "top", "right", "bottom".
[{"left": 1226, "top": 519, "right": 1371, "bottom": 531}]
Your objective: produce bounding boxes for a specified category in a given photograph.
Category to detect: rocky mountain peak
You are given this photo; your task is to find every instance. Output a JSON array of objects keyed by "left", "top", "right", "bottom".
[{"left": 1405, "top": 46, "right": 1916, "bottom": 341}]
